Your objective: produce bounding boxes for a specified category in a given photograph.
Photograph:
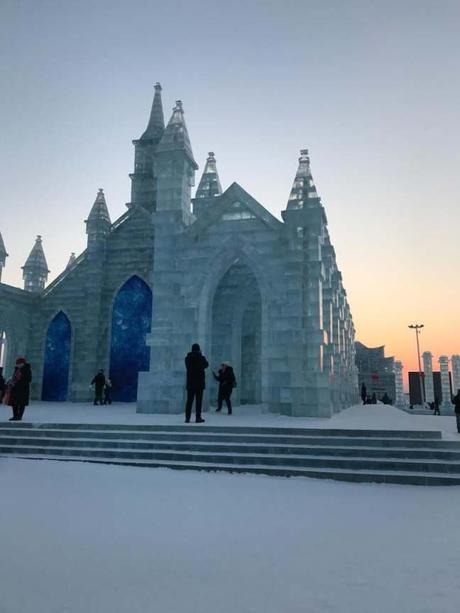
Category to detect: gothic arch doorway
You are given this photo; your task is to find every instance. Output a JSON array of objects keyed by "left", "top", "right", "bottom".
[
  {"left": 42, "top": 311, "right": 72, "bottom": 401},
  {"left": 109, "top": 276, "right": 152, "bottom": 401},
  {"left": 211, "top": 261, "right": 262, "bottom": 405}
]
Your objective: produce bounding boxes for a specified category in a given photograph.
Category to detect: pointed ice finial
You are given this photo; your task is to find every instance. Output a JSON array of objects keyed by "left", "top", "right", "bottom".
[
  {"left": 195, "top": 152, "right": 222, "bottom": 199},
  {"left": 0, "top": 230, "right": 8, "bottom": 282},
  {"left": 22, "top": 235, "right": 50, "bottom": 292},
  {"left": 140, "top": 82, "right": 165, "bottom": 141},
  {"left": 66, "top": 252, "right": 76, "bottom": 269},
  {"left": 86, "top": 188, "right": 112, "bottom": 230},
  {"left": 85, "top": 189, "right": 111, "bottom": 255},
  {"left": 287, "top": 148, "right": 320, "bottom": 210},
  {"left": 157, "top": 99, "right": 198, "bottom": 168}
]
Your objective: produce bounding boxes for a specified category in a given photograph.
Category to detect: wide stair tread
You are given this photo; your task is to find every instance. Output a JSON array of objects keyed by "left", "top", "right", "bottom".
[
  {"left": 0, "top": 422, "right": 443, "bottom": 439},
  {"left": 1, "top": 437, "right": 460, "bottom": 457},
  {"left": 2, "top": 444, "right": 460, "bottom": 473},
  {"left": 4, "top": 454, "right": 460, "bottom": 485}
]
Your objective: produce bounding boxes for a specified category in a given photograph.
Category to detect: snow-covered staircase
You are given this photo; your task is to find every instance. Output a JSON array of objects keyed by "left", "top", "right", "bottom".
[{"left": 1, "top": 422, "right": 460, "bottom": 485}]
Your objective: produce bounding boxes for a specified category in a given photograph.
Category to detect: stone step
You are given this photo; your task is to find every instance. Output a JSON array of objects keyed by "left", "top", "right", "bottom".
[
  {"left": 6, "top": 454, "right": 460, "bottom": 486},
  {"left": 1, "top": 421, "right": 457, "bottom": 485},
  {"left": 2, "top": 444, "right": 460, "bottom": 474},
  {"left": 0, "top": 422, "right": 442, "bottom": 439},
  {"left": 1, "top": 435, "right": 460, "bottom": 460},
  {"left": 0, "top": 428, "right": 454, "bottom": 449}
]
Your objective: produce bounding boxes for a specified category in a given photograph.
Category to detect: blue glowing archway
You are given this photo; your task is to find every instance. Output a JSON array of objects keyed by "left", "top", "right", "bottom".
[
  {"left": 42, "top": 311, "right": 71, "bottom": 401},
  {"left": 109, "top": 276, "right": 152, "bottom": 401}
]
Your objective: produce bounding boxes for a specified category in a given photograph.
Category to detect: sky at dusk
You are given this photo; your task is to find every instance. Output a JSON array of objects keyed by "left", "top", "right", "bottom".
[{"left": 0, "top": 0, "right": 459, "bottom": 376}]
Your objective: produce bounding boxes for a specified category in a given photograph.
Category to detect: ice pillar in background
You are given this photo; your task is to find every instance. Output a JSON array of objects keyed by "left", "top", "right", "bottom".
[
  {"left": 438, "top": 356, "right": 452, "bottom": 408},
  {"left": 394, "top": 361, "right": 405, "bottom": 407},
  {"left": 451, "top": 355, "right": 460, "bottom": 394},
  {"left": 422, "top": 352, "right": 434, "bottom": 404}
]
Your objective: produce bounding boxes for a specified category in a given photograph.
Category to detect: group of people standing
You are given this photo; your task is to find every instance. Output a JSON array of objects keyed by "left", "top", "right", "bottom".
[
  {"left": 360, "top": 384, "right": 392, "bottom": 405},
  {"left": 184, "top": 343, "right": 236, "bottom": 423},
  {"left": 0, "top": 358, "right": 32, "bottom": 421}
]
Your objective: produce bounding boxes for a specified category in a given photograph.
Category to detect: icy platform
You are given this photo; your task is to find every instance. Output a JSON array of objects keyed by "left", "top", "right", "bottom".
[{"left": 1, "top": 401, "right": 459, "bottom": 438}]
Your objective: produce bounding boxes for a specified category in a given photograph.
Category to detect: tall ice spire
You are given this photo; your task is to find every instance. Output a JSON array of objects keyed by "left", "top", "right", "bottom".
[
  {"left": 128, "top": 82, "right": 166, "bottom": 211},
  {"left": 140, "top": 82, "right": 165, "bottom": 142},
  {"left": 22, "top": 235, "right": 50, "bottom": 292},
  {"left": 195, "top": 152, "right": 222, "bottom": 199},
  {"left": 287, "top": 149, "right": 320, "bottom": 210},
  {"left": 0, "top": 231, "right": 8, "bottom": 283},
  {"left": 85, "top": 189, "right": 111, "bottom": 256},
  {"left": 157, "top": 100, "right": 198, "bottom": 169}
]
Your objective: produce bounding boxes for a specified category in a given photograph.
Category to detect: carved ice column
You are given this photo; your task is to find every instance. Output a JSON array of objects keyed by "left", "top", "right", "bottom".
[
  {"left": 451, "top": 355, "right": 460, "bottom": 394},
  {"left": 321, "top": 258, "right": 333, "bottom": 380},
  {"left": 343, "top": 301, "right": 356, "bottom": 405},
  {"left": 338, "top": 291, "right": 347, "bottom": 407},
  {"left": 422, "top": 352, "right": 434, "bottom": 403},
  {"left": 394, "top": 361, "right": 405, "bottom": 407},
  {"left": 438, "top": 356, "right": 452, "bottom": 409}
]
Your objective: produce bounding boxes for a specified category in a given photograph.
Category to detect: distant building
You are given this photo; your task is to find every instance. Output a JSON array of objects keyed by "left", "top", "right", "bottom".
[
  {"left": 355, "top": 342, "right": 396, "bottom": 402},
  {"left": 409, "top": 371, "right": 452, "bottom": 406}
]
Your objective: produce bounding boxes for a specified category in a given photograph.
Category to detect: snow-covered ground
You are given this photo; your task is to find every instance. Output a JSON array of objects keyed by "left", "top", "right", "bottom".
[
  {"left": 2, "top": 400, "right": 459, "bottom": 439},
  {"left": 1, "top": 458, "right": 459, "bottom": 613}
]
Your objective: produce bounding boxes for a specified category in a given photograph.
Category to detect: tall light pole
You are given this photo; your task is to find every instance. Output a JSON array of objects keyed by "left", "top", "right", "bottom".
[{"left": 409, "top": 324, "right": 425, "bottom": 404}]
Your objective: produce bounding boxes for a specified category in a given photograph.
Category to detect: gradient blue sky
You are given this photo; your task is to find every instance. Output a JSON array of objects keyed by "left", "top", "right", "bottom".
[{"left": 1, "top": 0, "right": 459, "bottom": 372}]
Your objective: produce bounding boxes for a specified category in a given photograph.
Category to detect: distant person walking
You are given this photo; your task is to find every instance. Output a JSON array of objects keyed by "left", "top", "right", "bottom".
[
  {"left": 213, "top": 363, "right": 237, "bottom": 415},
  {"left": 185, "top": 343, "right": 209, "bottom": 423},
  {"left": 433, "top": 397, "right": 441, "bottom": 416},
  {"left": 104, "top": 379, "right": 112, "bottom": 405},
  {"left": 452, "top": 389, "right": 460, "bottom": 433},
  {"left": 360, "top": 383, "right": 367, "bottom": 405},
  {"left": 91, "top": 369, "right": 106, "bottom": 405},
  {"left": 8, "top": 357, "right": 32, "bottom": 421}
]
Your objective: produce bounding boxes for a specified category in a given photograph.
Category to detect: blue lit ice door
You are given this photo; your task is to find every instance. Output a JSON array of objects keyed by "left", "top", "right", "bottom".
[
  {"left": 109, "top": 276, "right": 152, "bottom": 401},
  {"left": 42, "top": 311, "right": 71, "bottom": 401}
]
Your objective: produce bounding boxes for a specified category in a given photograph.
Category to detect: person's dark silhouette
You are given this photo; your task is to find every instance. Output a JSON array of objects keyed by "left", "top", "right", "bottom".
[
  {"left": 433, "top": 396, "right": 440, "bottom": 416},
  {"left": 371, "top": 392, "right": 377, "bottom": 405},
  {"left": 91, "top": 369, "right": 106, "bottom": 405},
  {"left": 213, "top": 363, "right": 236, "bottom": 415},
  {"left": 452, "top": 390, "right": 460, "bottom": 433},
  {"left": 360, "top": 383, "right": 367, "bottom": 405},
  {"left": 9, "top": 357, "right": 32, "bottom": 421},
  {"left": 185, "top": 343, "right": 209, "bottom": 423}
]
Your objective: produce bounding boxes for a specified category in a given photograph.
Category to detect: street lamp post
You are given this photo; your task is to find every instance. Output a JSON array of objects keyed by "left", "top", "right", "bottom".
[{"left": 409, "top": 324, "right": 425, "bottom": 405}]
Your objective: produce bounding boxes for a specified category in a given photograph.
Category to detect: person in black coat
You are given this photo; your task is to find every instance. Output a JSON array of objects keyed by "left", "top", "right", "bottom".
[
  {"left": 9, "top": 357, "right": 32, "bottom": 421},
  {"left": 184, "top": 343, "right": 209, "bottom": 423},
  {"left": 452, "top": 390, "right": 460, "bottom": 433},
  {"left": 91, "top": 369, "right": 106, "bottom": 405},
  {"left": 360, "top": 383, "right": 367, "bottom": 405},
  {"left": 213, "top": 363, "right": 236, "bottom": 415}
]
